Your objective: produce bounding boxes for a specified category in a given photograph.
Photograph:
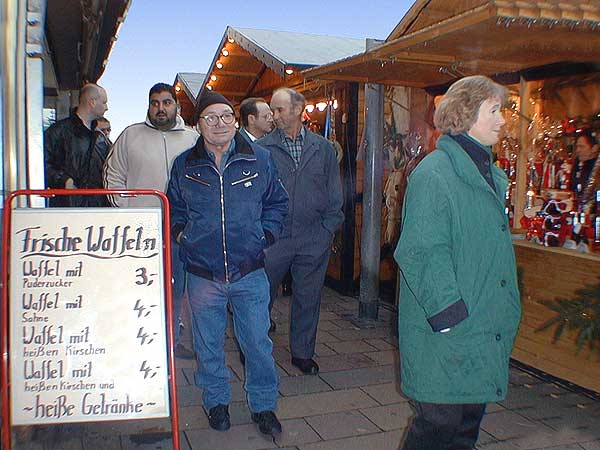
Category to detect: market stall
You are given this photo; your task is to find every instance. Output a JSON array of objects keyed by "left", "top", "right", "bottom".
[{"left": 303, "top": 0, "right": 600, "bottom": 392}]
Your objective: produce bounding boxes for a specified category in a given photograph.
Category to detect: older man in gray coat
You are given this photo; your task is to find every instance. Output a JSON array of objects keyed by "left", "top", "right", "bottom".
[{"left": 258, "top": 87, "right": 343, "bottom": 375}]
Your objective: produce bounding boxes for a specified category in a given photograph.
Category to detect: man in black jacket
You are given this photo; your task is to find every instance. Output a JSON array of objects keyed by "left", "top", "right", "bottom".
[{"left": 44, "top": 83, "right": 110, "bottom": 207}]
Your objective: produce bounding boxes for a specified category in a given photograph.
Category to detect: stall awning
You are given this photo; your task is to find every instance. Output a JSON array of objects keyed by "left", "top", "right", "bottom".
[
  {"left": 198, "top": 26, "right": 367, "bottom": 103},
  {"left": 175, "top": 72, "right": 206, "bottom": 103},
  {"left": 45, "top": 0, "right": 131, "bottom": 90},
  {"left": 303, "top": 0, "right": 600, "bottom": 88}
]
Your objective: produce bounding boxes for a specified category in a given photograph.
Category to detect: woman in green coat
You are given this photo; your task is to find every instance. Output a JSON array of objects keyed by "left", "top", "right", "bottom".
[{"left": 394, "top": 75, "right": 521, "bottom": 450}]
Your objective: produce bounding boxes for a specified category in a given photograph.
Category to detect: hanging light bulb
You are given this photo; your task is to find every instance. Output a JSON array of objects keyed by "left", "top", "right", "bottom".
[
  {"left": 210, "top": 75, "right": 217, "bottom": 81},
  {"left": 222, "top": 48, "right": 229, "bottom": 57},
  {"left": 175, "top": 85, "right": 181, "bottom": 92},
  {"left": 285, "top": 68, "right": 294, "bottom": 75},
  {"left": 316, "top": 102, "right": 327, "bottom": 112},
  {"left": 206, "top": 84, "right": 213, "bottom": 91},
  {"left": 305, "top": 104, "right": 315, "bottom": 113},
  {"left": 216, "top": 61, "right": 223, "bottom": 69},
  {"left": 332, "top": 99, "right": 338, "bottom": 109},
  {"left": 228, "top": 37, "right": 235, "bottom": 43}
]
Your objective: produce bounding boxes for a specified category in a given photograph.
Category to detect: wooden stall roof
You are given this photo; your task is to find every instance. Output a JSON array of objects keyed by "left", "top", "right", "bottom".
[
  {"left": 303, "top": 0, "right": 600, "bottom": 88},
  {"left": 173, "top": 72, "right": 205, "bottom": 124},
  {"left": 45, "top": 0, "right": 131, "bottom": 90},
  {"left": 197, "top": 26, "right": 367, "bottom": 104},
  {"left": 175, "top": 72, "right": 205, "bottom": 102}
]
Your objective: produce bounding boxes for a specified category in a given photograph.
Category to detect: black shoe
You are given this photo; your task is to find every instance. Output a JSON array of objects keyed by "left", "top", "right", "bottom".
[
  {"left": 291, "top": 357, "right": 319, "bottom": 375},
  {"left": 239, "top": 350, "right": 245, "bottom": 366},
  {"left": 251, "top": 410, "right": 282, "bottom": 435},
  {"left": 269, "top": 319, "right": 276, "bottom": 333},
  {"left": 208, "top": 404, "right": 230, "bottom": 431},
  {"left": 281, "top": 286, "right": 292, "bottom": 297},
  {"left": 174, "top": 343, "right": 195, "bottom": 360}
]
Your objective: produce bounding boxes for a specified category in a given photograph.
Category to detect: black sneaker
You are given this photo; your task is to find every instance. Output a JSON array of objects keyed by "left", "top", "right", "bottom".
[
  {"left": 251, "top": 410, "right": 282, "bottom": 435},
  {"left": 208, "top": 404, "right": 230, "bottom": 431}
]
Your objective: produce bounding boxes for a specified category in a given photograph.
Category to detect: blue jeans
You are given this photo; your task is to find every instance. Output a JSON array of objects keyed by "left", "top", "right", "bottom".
[
  {"left": 171, "top": 239, "right": 185, "bottom": 343},
  {"left": 187, "top": 269, "right": 278, "bottom": 412}
]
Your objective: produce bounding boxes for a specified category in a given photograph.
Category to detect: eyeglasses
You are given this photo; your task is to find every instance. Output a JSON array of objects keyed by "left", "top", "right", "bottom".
[{"left": 199, "top": 112, "right": 236, "bottom": 126}]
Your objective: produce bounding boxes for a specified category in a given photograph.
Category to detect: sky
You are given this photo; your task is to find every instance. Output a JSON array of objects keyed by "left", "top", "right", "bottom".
[{"left": 99, "top": 0, "right": 414, "bottom": 138}]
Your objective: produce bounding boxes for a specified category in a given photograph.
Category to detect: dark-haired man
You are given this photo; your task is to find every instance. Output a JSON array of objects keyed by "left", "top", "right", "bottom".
[
  {"left": 167, "top": 91, "right": 287, "bottom": 436},
  {"left": 239, "top": 97, "right": 274, "bottom": 142},
  {"left": 258, "top": 87, "right": 343, "bottom": 376},
  {"left": 104, "top": 82, "right": 198, "bottom": 359},
  {"left": 44, "top": 83, "right": 110, "bottom": 207}
]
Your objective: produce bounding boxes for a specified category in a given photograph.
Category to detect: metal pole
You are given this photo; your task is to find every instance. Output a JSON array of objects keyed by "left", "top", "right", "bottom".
[{"left": 358, "top": 81, "right": 384, "bottom": 321}]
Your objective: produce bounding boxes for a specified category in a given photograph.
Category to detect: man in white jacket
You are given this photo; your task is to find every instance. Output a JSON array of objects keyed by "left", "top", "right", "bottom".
[{"left": 104, "top": 82, "right": 198, "bottom": 359}]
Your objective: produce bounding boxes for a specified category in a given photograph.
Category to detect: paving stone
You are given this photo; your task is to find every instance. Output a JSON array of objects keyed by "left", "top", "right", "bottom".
[
  {"left": 181, "top": 367, "right": 195, "bottom": 385},
  {"left": 359, "top": 402, "right": 414, "bottom": 431},
  {"left": 271, "top": 333, "right": 291, "bottom": 347},
  {"left": 314, "top": 343, "right": 337, "bottom": 357},
  {"left": 537, "top": 405, "right": 600, "bottom": 433},
  {"left": 185, "top": 423, "right": 276, "bottom": 450},
  {"left": 480, "top": 409, "right": 558, "bottom": 443},
  {"left": 314, "top": 330, "right": 341, "bottom": 344},
  {"left": 536, "top": 444, "right": 588, "bottom": 449},
  {"left": 328, "top": 319, "right": 363, "bottom": 329},
  {"left": 176, "top": 384, "right": 203, "bottom": 407},
  {"left": 278, "top": 388, "right": 378, "bottom": 419},
  {"left": 319, "top": 365, "right": 395, "bottom": 389},
  {"left": 580, "top": 441, "right": 600, "bottom": 450},
  {"left": 364, "top": 338, "right": 396, "bottom": 351},
  {"left": 177, "top": 404, "right": 209, "bottom": 430},
  {"left": 329, "top": 327, "right": 393, "bottom": 341},
  {"left": 229, "top": 401, "right": 252, "bottom": 426},
  {"left": 361, "top": 382, "right": 408, "bottom": 405},
  {"left": 273, "top": 418, "right": 322, "bottom": 447},
  {"left": 499, "top": 384, "right": 550, "bottom": 410},
  {"left": 81, "top": 433, "right": 121, "bottom": 450},
  {"left": 475, "top": 439, "right": 521, "bottom": 450},
  {"left": 278, "top": 375, "right": 333, "bottom": 396},
  {"left": 317, "top": 311, "right": 343, "bottom": 321},
  {"left": 316, "top": 320, "right": 341, "bottom": 331},
  {"left": 121, "top": 432, "right": 189, "bottom": 450},
  {"left": 315, "top": 353, "right": 378, "bottom": 373},
  {"left": 324, "top": 339, "right": 378, "bottom": 354},
  {"left": 364, "top": 350, "right": 397, "bottom": 365},
  {"left": 485, "top": 402, "right": 506, "bottom": 413},
  {"left": 508, "top": 368, "right": 545, "bottom": 386},
  {"left": 382, "top": 336, "right": 399, "bottom": 348},
  {"left": 305, "top": 410, "right": 379, "bottom": 440},
  {"left": 298, "top": 429, "right": 404, "bottom": 450}
]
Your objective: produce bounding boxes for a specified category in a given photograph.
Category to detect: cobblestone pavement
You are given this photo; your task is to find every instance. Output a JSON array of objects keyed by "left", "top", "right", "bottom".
[{"left": 12, "top": 288, "right": 600, "bottom": 450}]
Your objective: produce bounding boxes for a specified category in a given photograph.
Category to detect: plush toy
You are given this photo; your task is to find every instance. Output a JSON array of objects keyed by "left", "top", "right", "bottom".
[{"left": 540, "top": 199, "right": 572, "bottom": 247}]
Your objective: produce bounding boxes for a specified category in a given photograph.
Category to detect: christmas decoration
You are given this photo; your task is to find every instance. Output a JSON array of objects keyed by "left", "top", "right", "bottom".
[{"left": 537, "top": 278, "right": 600, "bottom": 355}]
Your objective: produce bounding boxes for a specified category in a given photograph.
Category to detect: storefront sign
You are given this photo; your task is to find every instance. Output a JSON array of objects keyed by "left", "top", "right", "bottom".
[{"left": 9, "top": 208, "right": 169, "bottom": 425}]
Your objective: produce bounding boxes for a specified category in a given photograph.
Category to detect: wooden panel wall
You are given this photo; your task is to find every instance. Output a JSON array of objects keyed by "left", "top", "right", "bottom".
[{"left": 513, "top": 241, "right": 600, "bottom": 393}]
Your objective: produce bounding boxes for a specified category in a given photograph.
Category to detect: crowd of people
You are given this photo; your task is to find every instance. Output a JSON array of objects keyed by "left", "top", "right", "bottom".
[
  {"left": 43, "top": 82, "right": 343, "bottom": 438},
  {"left": 43, "top": 75, "right": 529, "bottom": 449}
]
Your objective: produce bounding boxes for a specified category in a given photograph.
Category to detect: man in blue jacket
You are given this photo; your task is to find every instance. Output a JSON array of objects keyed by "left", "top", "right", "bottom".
[
  {"left": 259, "top": 88, "right": 343, "bottom": 375},
  {"left": 167, "top": 91, "right": 288, "bottom": 436}
]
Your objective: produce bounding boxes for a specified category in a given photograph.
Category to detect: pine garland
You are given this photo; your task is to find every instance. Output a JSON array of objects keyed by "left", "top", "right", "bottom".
[{"left": 537, "top": 277, "right": 600, "bottom": 355}]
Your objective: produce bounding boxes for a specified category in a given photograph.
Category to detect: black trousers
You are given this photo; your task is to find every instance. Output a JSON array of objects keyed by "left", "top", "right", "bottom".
[{"left": 400, "top": 401, "right": 486, "bottom": 450}]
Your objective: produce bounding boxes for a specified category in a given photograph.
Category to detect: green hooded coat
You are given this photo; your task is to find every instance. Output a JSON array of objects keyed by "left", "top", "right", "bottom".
[{"left": 394, "top": 134, "right": 521, "bottom": 404}]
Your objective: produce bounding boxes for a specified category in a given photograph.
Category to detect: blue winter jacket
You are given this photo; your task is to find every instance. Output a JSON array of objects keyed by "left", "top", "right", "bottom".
[{"left": 167, "top": 132, "right": 289, "bottom": 283}]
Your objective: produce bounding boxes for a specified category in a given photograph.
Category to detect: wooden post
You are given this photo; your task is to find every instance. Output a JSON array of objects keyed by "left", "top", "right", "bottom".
[
  {"left": 514, "top": 77, "right": 531, "bottom": 229},
  {"left": 358, "top": 81, "right": 384, "bottom": 321}
]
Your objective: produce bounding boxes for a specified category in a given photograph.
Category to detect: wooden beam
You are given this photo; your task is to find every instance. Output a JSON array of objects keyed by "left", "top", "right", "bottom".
[
  {"left": 245, "top": 64, "right": 267, "bottom": 97},
  {"left": 213, "top": 70, "right": 258, "bottom": 78}
]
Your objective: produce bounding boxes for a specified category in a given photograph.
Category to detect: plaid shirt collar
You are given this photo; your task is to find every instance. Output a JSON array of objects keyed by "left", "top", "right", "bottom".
[{"left": 278, "top": 126, "right": 305, "bottom": 167}]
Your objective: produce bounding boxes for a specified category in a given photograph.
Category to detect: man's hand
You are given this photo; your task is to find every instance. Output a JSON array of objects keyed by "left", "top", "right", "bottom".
[{"left": 65, "top": 178, "right": 77, "bottom": 189}]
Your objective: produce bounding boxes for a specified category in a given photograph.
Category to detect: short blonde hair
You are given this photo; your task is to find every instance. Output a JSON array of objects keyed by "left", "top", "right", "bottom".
[{"left": 433, "top": 75, "right": 508, "bottom": 135}]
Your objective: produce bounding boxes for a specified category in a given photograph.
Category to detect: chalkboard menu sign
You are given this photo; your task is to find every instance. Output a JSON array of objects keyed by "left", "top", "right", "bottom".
[{"left": 9, "top": 208, "right": 170, "bottom": 425}]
